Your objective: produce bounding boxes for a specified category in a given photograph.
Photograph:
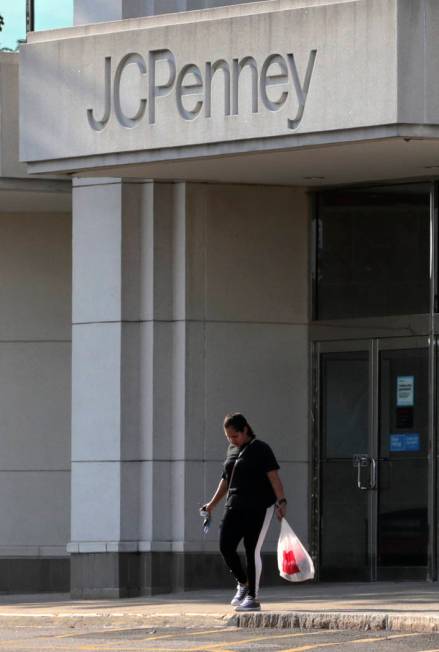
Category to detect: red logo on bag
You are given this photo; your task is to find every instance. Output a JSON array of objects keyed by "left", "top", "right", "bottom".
[{"left": 282, "top": 549, "right": 300, "bottom": 575}]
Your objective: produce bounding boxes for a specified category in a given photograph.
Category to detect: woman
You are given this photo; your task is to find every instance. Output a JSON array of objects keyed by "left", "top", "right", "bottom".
[{"left": 202, "top": 413, "right": 287, "bottom": 612}]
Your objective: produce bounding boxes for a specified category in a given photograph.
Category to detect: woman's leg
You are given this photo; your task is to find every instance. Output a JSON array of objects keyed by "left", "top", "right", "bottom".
[
  {"left": 243, "top": 505, "right": 274, "bottom": 598},
  {"left": 219, "top": 508, "right": 247, "bottom": 585}
]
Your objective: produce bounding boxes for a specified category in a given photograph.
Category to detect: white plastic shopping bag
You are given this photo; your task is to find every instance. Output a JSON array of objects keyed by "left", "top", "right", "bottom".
[{"left": 277, "top": 518, "right": 315, "bottom": 582}]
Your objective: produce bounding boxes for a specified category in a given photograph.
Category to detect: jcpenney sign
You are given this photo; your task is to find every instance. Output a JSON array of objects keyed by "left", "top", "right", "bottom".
[{"left": 87, "top": 48, "right": 317, "bottom": 132}]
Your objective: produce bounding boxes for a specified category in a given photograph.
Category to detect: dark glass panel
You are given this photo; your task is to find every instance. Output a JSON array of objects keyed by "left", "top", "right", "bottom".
[
  {"left": 320, "top": 351, "right": 370, "bottom": 580},
  {"left": 322, "top": 352, "right": 368, "bottom": 458},
  {"left": 379, "top": 349, "right": 428, "bottom": 459},
  {"left": 320, "top": 461, "right": 369, "bottom": 580},
  {"left": 378, "top": 348, "right": 429, "bottom": 570},
  {"left": 378, "top": 460, "right": 428, "bottom": 567},
  {"left": 316, "top": 184, "right": 430, "bottom": 320}
]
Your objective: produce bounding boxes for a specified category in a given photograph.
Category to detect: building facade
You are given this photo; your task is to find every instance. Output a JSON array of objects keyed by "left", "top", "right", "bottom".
[{"left": 1, "top": 0, "right": 437, "bottom": 596}]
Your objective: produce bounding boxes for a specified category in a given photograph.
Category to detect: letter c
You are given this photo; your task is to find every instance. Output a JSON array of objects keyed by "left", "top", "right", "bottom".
[{"left": 114, "top": 53, "right": 147, "bottom": 128}]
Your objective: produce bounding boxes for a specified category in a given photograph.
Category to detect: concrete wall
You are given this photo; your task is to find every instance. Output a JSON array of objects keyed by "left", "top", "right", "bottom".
[
  {"left": 0, "top": 49, "right": 73, "bottom": 591},
  {"left": 397, "top": 0, "right": 439, "bottom": 125},
  {"left": 0, "top": 211, "right": 71, "bottom": 560},
  {"left": 0, "top": 54, "right": 26, "bottom": 178},
  {"left": 185, "top": 183, "right": 310, "bottom": 550},
  {"left": 21, "top": 0, "right": 398, "bottom": 170},
  {"left": 70, "top": 179, "right": 309, "bottom": 569}
]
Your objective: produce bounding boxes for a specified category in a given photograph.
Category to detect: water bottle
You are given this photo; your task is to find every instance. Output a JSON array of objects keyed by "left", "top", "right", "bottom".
[{"left": 199, "top": 507, "right": 210, "bottom": 534}]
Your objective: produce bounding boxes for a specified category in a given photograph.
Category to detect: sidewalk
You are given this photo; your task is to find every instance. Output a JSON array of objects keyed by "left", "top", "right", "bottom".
[{"left": 0, "top": 583, "right": 439, "bottom": 632}]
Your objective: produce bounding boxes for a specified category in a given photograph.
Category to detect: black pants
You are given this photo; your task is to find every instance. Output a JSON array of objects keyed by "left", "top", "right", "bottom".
[{"left": 219, "top": 505, "right": 274, "bottom": 598}]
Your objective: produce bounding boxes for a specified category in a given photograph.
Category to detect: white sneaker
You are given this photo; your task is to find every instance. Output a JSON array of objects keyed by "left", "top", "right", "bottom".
[
  {"left": 235, "top": 595, "right": 261, "bottom": 611},
  {"left": 230, "top": 583, "right": 248, "bottom": 606}
]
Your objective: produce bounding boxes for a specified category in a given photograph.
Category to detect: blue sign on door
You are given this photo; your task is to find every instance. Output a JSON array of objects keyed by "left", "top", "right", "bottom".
[{"left": 390, "top": 433, "right": 420, "bottom": 452}]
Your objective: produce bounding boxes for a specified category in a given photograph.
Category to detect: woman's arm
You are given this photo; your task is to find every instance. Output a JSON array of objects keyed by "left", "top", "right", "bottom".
[
  {"left": 267, "top": 469, "right": 287, "bottom": 520},
  {"left": 203, "top": 478, "right": 228, "bottom": 513}
]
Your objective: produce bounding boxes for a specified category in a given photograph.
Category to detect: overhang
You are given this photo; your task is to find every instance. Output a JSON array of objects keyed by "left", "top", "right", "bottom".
[{"left": 19, "top": 0, "right": 439, "bottom": 185}]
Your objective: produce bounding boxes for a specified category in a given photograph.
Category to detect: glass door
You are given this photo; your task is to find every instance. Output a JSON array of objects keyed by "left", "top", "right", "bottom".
[
  {"left": 318, "top": 341, "right": 373, "bottom": 581},
  {"left": 377, "top": 340, "right": 429, "bottom": 580},
  {"left": 317, "top": 337, "right": 431, "bottom": 581}
]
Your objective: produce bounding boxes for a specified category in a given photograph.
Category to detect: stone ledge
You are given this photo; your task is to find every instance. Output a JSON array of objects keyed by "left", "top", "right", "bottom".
[{"left": 233, "top": 611, "right": 439, "bottom": 633}]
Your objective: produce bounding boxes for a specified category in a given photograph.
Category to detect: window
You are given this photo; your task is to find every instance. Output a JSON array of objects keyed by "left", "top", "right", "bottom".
[{"left": 315, "top": 184, "right": 431, "bottom": 320}]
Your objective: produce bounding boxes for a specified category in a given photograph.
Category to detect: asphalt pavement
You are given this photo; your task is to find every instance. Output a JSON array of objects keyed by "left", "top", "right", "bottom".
[{"left": 1, "top": 623, "right": 439, "bottom": 651}]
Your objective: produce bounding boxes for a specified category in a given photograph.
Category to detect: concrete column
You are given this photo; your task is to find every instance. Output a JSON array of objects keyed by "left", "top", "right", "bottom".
[
  {"left": 69, "top": 178, "right": 310, "bottom": 597},
  {"left": 69, "top": 178, "right": 187, "bottom": 597}
]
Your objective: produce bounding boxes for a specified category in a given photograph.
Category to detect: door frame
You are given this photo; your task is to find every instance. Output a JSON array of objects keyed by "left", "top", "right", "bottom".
[{"left": 312, "top": 335, "right": 435, "bottom": 582}]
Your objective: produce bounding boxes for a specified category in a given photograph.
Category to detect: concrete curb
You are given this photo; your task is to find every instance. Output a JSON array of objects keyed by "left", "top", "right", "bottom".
[
  {"left": 0, "top": 611, "right": 232, "bottom": 628},
  {"left": 233, "top": 611, "right": 439, "bottom": 633},
  {"left": 1, "top": 608, "right": 439, "bottom": 634}
]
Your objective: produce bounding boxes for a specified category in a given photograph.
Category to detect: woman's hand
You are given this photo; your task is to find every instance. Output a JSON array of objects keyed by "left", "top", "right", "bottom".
[
  {"left": 201, "top": 502, "right": 213, "bottom": 514},
  {"left": 275, "top": 500, "right": 287, "bottom": 521},
  {"left": 202, "top": 478, "right": 228, "bottom": 514},
  {"left": 267, "top": 470, "right": 287, "bottom": 520}
]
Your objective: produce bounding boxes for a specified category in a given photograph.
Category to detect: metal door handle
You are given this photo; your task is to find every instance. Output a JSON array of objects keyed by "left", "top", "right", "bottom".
[
  {"left": 369, "top": 457, "right": 377, "bottom": 489},
  {"left": 353, "top": 454, "right": 369, "bottom": 490},
  {"left": 353, "top": 454, "right": 376, "bottom": 490},
  {"left": 356, "top": 462, "right": 368, "bottom": 490}
]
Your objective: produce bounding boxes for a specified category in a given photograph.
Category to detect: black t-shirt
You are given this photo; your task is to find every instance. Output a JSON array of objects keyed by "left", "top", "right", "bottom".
[{"left": 221, "top": 438, "right": 280, "bottom": 510}]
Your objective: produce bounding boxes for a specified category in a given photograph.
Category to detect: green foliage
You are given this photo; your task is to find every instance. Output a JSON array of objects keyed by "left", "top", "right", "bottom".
[{"left": 0, "top": 15, "right": 21, "bottom": 51}]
